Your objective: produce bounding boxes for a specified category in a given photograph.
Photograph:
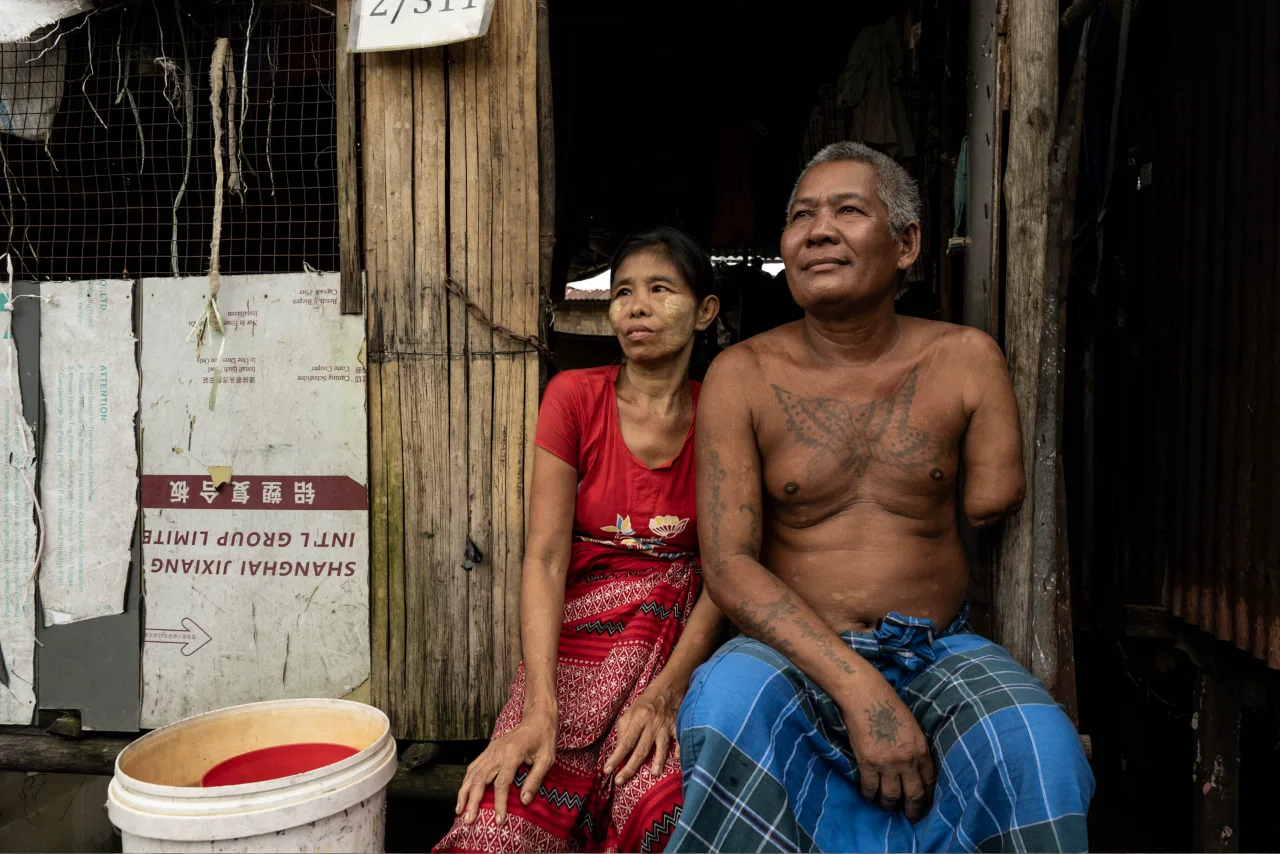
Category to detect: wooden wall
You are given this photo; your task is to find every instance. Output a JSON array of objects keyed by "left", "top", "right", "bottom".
[{"left": 361, "top": 0, "right": 542, "bottom": 740}]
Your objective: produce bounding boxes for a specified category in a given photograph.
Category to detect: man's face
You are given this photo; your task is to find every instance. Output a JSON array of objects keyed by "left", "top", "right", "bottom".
[{"left": 780, "top": 161, "right": 917, "bottom": 314}]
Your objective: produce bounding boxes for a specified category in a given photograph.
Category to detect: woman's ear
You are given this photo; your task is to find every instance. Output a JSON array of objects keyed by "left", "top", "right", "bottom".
[{"left": 694, "top": 294, "right": 721, "bottom": 331}]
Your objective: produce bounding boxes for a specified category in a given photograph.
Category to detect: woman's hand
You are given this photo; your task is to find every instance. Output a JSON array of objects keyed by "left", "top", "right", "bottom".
[
  {"left": 840, "top": 676, "right": 936, "bottom": 823},
  {"left": 455, "top": 712, "right": 557, "bottom": 827},
  {"left": 603, "top": 684, "right": 682, "bottom": 787}
]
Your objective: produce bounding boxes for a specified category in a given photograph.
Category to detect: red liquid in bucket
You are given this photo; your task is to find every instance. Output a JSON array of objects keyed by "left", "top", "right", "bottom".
[{"left": 201, "top": 743, "right": 360, "bottom": 787}]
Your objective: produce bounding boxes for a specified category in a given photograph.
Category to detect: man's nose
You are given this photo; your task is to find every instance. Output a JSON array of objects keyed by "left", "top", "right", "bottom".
[{"left": 806, "top": 208, "right": 839, "bottom": 244}]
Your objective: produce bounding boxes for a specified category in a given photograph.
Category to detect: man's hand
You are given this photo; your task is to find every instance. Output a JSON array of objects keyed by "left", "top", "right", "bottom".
[
  {"left": 603, "top": 683, "right": 680, "bottom": 787},
  {"left": 455, "top": 712, "right": 556, "bottom": 827},
  {"left": 841, "top": 677, "right": 936, "bottom": 822}
]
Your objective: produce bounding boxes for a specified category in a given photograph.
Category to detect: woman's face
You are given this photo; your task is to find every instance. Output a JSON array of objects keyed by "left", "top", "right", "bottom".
[{"left": 608, "top": 247, "right": 717, "bottom": 364}]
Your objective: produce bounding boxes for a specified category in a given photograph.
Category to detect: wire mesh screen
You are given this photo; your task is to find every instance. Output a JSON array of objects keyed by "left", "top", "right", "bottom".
[{"left": 0, "top": 0, "right": 340, "bottom": 281}]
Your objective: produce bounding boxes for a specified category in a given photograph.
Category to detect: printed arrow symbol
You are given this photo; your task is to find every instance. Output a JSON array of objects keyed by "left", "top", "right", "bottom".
[{"left": 144, "top": 617, "right": 213, "bottom": 656}]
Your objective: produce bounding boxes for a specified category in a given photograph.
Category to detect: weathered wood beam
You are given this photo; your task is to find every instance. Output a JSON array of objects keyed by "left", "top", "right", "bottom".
[
  {"left": 0, "top": 734, "right": 131, "bottom": 776},
  {"left": 993, "top": 0, "right": 1057, "bottom": 678},
  {"left": 536, "top": 0, "right": 555, "bottom": 304},
  {"left": 962, "top": 0, "right": 1005, "bottom": 336},
  {"left": 1193, "top": 671, "right": 1241, "bottom": 853},
  {"left": 336, "top": 0, "right": 361, "bottom": 314},
  {"left": 1031, "top": 14, "right": 1090, "bottom": 720},
  {"left": 0, "top": 734, "right": 466, "bottom": 804}
]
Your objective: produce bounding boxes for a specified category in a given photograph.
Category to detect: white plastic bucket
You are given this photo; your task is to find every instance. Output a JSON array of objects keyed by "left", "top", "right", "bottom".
[{"left": 107, "top": 698, "right": 397, "bottom": 853}]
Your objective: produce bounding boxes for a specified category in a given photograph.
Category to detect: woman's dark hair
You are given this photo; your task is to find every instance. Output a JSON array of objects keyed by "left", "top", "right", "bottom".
[{"left": 609, "top": 226, "right": 716, "bottom": 301}]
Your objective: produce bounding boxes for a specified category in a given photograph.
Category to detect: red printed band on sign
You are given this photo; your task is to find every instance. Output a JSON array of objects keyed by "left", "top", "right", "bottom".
[{"left": 141, "top": 475, "right": 368, "bottom": 511}]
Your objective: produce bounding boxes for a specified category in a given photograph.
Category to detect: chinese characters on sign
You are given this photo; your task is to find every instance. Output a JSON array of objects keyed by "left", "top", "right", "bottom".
[{"left": 140, "top": 274, "right": 368, "bottom": 727}]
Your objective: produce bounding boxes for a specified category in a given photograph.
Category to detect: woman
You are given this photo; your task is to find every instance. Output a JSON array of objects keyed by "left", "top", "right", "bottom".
[{"left": 435, "top": 227, "right": 724, "bottom": 854}]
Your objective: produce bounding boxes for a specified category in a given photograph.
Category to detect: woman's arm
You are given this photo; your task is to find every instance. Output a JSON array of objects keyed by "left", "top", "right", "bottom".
[
  {"left": 456, "top": 447, "right": 578, "bottom": 826},
  {"left": 648, "top": 589, "right": 723, "bottom": 702},
  {"left": 515, "top": 448, "right": 579, "bottom": 723}
]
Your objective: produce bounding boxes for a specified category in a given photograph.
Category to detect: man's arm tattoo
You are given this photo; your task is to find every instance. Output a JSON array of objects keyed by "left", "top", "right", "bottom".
[
  {"left": 729, "top": 588, "right": 856, "bottom": 675},
  {"left": 788, "top": 611, "right": 856, "bottom": 675},
  {"left": 866, "top": 701, "right": 903, "bottom": 746},
  {"left": 739, "top": 502, "right": 761, "bottom": 553},
  {"left": 729, "top": 591, "right": 801, "bottom": 658},
  {"left": 704, "top": 449, "right": 729, "bottom": 577}
]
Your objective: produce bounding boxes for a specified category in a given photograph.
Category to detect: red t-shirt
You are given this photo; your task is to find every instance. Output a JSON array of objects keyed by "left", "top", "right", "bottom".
[{"left": 534, "top": 365, "right": 701, "bottom": 574}]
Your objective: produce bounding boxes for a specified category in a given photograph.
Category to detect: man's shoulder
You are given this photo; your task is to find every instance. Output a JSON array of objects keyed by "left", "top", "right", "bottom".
[
  {"left": 906, "top": 317, "right": 1005, "bottom": 367},
  {"left": 706, "top": 324, "right": 803, "bottom": 385}
]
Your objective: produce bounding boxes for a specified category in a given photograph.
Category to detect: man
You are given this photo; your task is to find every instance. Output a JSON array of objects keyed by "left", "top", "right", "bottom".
[{"left": 667, "top": 142, "right": 1094, "bottom": 853}]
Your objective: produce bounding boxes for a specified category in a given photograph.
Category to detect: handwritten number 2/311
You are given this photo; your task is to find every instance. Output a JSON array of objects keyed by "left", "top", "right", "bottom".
[{"left": 369, "top": 0, "right": 478, "bottom": 24}]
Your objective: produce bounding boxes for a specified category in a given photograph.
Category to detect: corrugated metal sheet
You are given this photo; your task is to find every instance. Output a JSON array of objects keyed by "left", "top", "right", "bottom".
[
  {"left": 564, "top": 285, "right": 609, "bottom": 301},
  {"left": 1152, "top": 1, "right": 1280, "bottom": 666}
]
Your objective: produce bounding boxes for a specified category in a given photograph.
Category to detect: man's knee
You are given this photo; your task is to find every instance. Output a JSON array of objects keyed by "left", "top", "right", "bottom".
[
  {"left": 921, "top": 642, "right": 1094, "bottom": 803},
  {"left": 677, "top": 637, "right": 802, "bottom": 739}
]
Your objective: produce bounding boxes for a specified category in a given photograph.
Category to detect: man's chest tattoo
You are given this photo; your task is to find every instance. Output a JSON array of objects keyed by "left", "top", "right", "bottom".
[{"left": 771, "top": 366, "right": 946, "bottom": 479}]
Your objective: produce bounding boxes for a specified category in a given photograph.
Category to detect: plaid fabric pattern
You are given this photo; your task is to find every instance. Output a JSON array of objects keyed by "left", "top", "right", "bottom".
[{"left": 668, "top": 610, "right": 1094, "bottom": 853}]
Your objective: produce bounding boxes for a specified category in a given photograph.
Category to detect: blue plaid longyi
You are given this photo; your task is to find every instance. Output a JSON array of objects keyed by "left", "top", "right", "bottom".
[{"left": 668, "top": 609, "right": 1094, "bottom": 853}]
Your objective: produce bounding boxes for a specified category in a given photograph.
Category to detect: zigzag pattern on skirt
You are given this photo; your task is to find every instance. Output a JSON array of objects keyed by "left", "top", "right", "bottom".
[
  {"left": 514, "top": 769, "right": 588, "bottom": 812},
  {"left": 640, "top": 806, "right": 682, "bottom": 854},
  {"left": 638, "top": 600, "right": 683, "bottom": 621},
  {"left": 574, "top": 618, "right": 627, "bottom": 636}
]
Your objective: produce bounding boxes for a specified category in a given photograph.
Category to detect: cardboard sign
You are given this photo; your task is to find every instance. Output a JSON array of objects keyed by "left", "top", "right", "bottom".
[
  {"left": 347, "top": 0, "right": 494, "bottom": 52},
  {"left": 139, "top": 274, "right": 369, "bottom": 728},
  {"left": 0, "top": 298, "right": 36, "bottom": 724},
  {"left": 38, "top": 280, "right": 138, "bottom": 626}
]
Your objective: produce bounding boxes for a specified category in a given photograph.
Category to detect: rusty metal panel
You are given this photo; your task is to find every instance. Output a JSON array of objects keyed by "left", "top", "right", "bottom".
[{"left": 1159, "top": 0, "right": 1280, "bottom": 667}]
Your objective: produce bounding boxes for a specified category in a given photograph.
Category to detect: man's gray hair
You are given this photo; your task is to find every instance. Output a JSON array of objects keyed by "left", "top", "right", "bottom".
[{"left": 786, "top": 141, "right": 921, "bottom": 238}]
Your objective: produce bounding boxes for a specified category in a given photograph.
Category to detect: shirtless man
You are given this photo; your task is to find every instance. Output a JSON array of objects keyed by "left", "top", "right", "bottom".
[{"left": 667, "top": 143, "right": 1093, "bottom": 853}]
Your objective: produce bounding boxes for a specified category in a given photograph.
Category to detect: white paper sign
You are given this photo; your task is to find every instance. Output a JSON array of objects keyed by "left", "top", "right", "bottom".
[
  {"left": 347, "top": 0, "right": 494, "bottom": 52},
  {"left": 139, "top": 274, "right": 369, "bottom": 728},
  {"left": 0, "top": 295, "right": 37, "bottom": 724},
  {"left": 38, "top": 280, "right": 139, "bottom": 626}
]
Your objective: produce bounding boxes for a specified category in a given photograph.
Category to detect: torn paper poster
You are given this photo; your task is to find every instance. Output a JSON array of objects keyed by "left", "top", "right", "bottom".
[
  {"left": 38, "top": 280, "right": 138, "bottom": 626},
  {"left": 1, "top": 32, "right": 69, "bottom": 143},
  {"left": 139, "top": 274, "right": 368, "bottom": 728},
  {"left": 1, "top": 295, "right": 37, "bottom": 724}
]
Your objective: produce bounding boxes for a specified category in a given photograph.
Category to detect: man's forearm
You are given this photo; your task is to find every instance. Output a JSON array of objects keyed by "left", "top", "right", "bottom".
[{"left": 704, "top": 554, "right": 881, "bottom": 708}]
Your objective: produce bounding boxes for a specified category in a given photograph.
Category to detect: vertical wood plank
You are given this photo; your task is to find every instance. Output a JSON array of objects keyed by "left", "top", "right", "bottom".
[
  {"left": 1193, "top": 669, "right": 1241, "bottom": 852},
  {"left": 336, "top": 0, "right": 362, "bottom": 314},
  {"left": 994, "top": 0, "right": 1056, "bottom": 673},
  {"left": 383, "top": 52, "right": 415, "bottom": 728},
  {"left": 519, "top": 0, "right": 541, "bottom": 691},
  {"left": 465, "top": 26, "right": 497, "bottom": 736},
  {"left": 411, "top": 46, "right": 458, "bottom": 740},
  {"left": 446, "top": 36, "right": 480, "bottom": 740},
  {"left": 536, "top": 0, "right": 555, "bottom": 317},
  {"left": 362, "top": 50, "right": 391, "bottom": 716},
  {"left": 490, "top": 1, "right": 518, "bottom": 716},
  {"left": 367, "top": 361, "right": 389, "bottom": 712},
  {"left": 963, "top": 0, "right": 1002, "bottom": 335}
]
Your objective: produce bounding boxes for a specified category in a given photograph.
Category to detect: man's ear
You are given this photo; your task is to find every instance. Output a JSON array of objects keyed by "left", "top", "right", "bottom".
[
  {"left": 695, "top": 294, "right": 721, "bottom": 331},
  {"left": 897, "top": 221, "right": 922, "bottom": 271}
]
